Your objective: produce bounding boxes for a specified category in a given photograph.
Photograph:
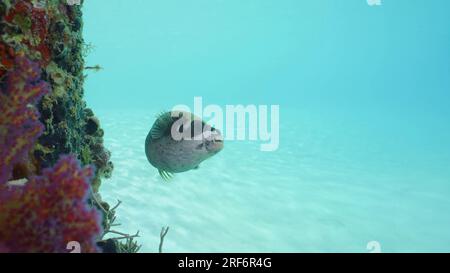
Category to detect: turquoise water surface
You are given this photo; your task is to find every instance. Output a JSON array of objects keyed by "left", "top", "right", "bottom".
[{"left": 83, "top": 0, "right": 450, "bottom": 252}]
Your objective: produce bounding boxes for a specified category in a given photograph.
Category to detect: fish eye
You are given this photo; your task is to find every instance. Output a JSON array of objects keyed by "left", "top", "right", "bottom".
[{"left": 211, "top": 127, "right": 216, "bottom": 132}]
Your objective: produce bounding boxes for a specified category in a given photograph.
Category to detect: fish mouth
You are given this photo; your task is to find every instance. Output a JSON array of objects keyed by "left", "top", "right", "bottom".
[
  {"left": 205, "top": 138, "right": 224, "bottom": 153},
  {"left": 215, "top": 139, "right": 224, "bottom": 150}
]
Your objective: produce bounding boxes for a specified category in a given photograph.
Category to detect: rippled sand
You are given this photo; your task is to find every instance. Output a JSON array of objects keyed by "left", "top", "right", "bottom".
[{"left": 96, "top": 109, "right": 450, "bottom": 252}]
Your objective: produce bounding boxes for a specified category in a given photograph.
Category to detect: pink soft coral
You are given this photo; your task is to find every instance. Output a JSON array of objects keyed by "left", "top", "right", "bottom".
[
  {"left": 0, "top": 53, "right": 50, "bottom": 184},
  {"left": 0, "top": 54, "right": 103, "bottom": 253},
  {"left": 0, "top": 155, "right": 102, "bottom": 253}
]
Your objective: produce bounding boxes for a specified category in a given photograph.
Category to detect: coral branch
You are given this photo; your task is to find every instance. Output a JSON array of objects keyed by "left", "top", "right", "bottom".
[{"left": 159, "top": 226, "right": 170, "bottom": 253}]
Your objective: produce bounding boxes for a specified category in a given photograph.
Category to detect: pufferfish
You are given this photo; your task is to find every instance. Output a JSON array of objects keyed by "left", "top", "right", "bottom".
[{"left": 145, "top": 111, "right": 224, "bottom": 180}]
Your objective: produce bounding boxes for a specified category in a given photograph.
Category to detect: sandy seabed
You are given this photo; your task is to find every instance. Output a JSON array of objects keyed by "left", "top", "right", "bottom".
[{"left": 96, "top": 109, "right": 450, "bottom": 253}]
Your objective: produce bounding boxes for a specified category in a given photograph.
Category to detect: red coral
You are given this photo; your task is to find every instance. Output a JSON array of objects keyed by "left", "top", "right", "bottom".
[
  {"left": 31, "top": 7, "right": 51, "bottom": 65},
  {"left": 31, "top": 8, "right": 49, "bottom": 43},
  {"left": 0, "top": 155, "right": 102, "bottom": 253},
  {"left": 5, "top": 1, "right": 51, "bottom": 66},
  {"left": 4, "top": 1, "right": 32, "bottom": 23},
  {"left": 0, "top": 43, "right": 15, "bottom": 79}
]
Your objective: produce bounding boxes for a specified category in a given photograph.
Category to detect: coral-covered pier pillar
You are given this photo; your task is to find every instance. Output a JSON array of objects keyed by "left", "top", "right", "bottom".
[
  {"left": 1, "top": 0, "right": 112, "bottom": 190},
  {"left": 0, "top": 0, "right": 115, "bottom": 252}
]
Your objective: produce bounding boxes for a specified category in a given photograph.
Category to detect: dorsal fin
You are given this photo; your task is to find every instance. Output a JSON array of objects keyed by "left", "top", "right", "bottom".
[
  {"left": 150, "top": 111, "right": 203, "bottom": 140},
  {"left": 150, "top": 111, "right": 177, "bottom": 139}
]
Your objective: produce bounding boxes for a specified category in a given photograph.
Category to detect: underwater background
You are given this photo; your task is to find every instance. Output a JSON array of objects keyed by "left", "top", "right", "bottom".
[{"left": 83, "top": 0, "right": 450, "bottom": 252}]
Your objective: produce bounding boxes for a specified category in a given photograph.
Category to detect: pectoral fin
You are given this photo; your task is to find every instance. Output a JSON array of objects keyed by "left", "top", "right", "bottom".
[{"left": 158, "top": 169, "right": 173, "bottom": 181}]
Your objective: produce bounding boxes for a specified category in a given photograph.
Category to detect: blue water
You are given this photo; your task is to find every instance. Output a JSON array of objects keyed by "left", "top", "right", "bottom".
[{"left": 83, "top": 0, "right": 450, "bottom": 252}]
